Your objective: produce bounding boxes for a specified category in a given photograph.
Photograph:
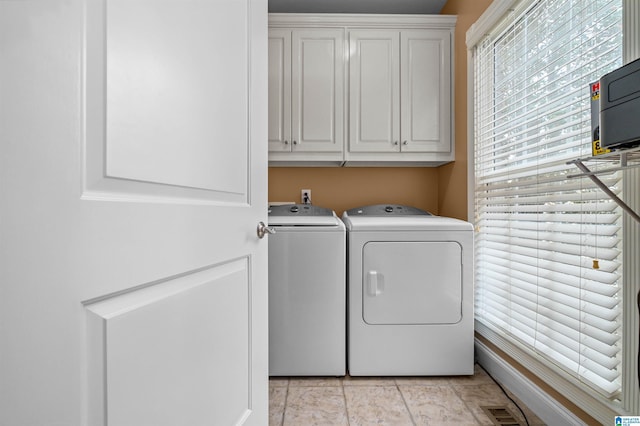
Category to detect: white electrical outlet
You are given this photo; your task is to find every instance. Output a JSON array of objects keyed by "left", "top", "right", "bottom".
[{"left": 301, "top": 189, "right": 311, "bottom": 204}]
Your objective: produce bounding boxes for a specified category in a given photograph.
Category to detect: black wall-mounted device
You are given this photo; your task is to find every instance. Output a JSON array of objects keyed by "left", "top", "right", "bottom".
[{"left": 600, "top": 57, "right": 640, "bottom": 150}]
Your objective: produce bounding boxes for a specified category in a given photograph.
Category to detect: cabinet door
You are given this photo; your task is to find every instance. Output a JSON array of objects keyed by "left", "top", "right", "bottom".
[
  {"left": 400, "top": 30, "right": 451, "bottom": 153},
  {"left": 291, "top": 29, "right": 344, "bottom": 153},
  {"left": 268, "top": 29, "right": 291, "bottom": 152},
  {"left": 348, "top": 30, "right": 400, "bottom": 153}
]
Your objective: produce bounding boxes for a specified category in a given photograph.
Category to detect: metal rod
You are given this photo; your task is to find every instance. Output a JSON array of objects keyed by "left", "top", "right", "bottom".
[
  {"left": 566, "top": 161, "right": 640, "bottom": 179},
  {"left": 573, "top": 160, "right": 640, "bottom": 224}
]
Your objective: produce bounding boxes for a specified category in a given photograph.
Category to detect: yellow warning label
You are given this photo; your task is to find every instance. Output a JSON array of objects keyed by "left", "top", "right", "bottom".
[{"left": 592, "top": 139, "right": 610, "bottom": 156}]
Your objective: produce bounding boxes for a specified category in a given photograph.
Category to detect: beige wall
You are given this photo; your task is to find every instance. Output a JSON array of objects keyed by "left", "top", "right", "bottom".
[
  {"left": 269, "top": 167, "right": 439, "bottom": 216},
  {"left": 268, "top": 1, "right": 492, "bottom": 220},
  {"left": 438, "top": 0, "right": 492, "bottom": 219}
]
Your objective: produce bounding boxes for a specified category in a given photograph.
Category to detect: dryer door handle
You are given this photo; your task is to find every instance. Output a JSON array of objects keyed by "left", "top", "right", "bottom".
[{"left": 367, "top": 271, "right": 384, "bottom": 296}]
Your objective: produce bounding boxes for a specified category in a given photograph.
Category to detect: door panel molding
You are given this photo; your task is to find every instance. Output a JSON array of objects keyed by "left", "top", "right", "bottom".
[
  {"left": 84, "top": 258, "right": 253, "bottom": 425},
  {"left": 83, "top": 0, "right": 251, "bottom": 205}
]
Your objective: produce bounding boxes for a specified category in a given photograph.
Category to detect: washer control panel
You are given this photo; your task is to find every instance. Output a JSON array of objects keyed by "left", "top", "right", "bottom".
[
  {"left": 345, "top": 204, "right": 431, "bottom": 216},
  {"left": 269, "top": 204, "right": 333, "bottom": 217}
]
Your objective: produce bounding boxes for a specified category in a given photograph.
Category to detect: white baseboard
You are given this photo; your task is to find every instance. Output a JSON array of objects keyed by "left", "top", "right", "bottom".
[{"left": 475, "top": 339, "right": 586, "bottom": 426}]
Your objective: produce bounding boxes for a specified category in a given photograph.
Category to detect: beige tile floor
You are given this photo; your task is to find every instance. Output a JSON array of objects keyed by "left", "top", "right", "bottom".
[{"left": 269, "top": 364, "right": 545, "bottom": 426}]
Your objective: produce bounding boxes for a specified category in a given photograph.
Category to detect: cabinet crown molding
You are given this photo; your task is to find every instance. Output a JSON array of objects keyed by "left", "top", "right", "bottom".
[{"left": 269, "top": 13, "right": 457, "bottom": 29}]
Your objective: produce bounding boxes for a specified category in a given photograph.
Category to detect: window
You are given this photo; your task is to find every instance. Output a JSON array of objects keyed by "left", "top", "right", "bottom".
[{"left": 473, "top": 0, "right": 623, "bottom": 400}]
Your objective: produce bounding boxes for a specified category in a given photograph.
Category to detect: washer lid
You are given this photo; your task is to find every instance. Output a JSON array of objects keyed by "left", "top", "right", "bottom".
[
  {"left": 268, "top": 204, "right": 340, "bottom": 226},
  {"left": 344, "top": 204, "right": 431, "bottom": 216}
]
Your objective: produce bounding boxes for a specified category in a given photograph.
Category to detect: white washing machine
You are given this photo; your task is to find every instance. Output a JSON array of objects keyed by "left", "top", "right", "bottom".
[
  {"left": 342, "top": 204, "right": 474, "bottom": 376},
  {"left": 268, "top": 204, "right": 346, "bottom": 376}
]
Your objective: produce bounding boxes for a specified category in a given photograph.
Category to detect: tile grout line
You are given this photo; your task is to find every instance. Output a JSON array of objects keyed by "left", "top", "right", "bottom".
[
  {"left": 449, "top": 379, "right": 485, "bottom": 425},
  {"left": 341, "top": 378, "right": 352, "bottom": 426},
  {"left": 280, "top": 380, "right": 289, "bottom": 426},
  {"left": 395, "top": 379, "right": 418, "bottom": 426}
]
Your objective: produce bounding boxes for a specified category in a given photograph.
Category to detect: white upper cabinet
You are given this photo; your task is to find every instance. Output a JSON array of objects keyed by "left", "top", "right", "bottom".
[
  {"left": 268, "top": 29, "right": 292, "bottom": 153},
  {"left": 347, "top": 27, "right": 453, "bottom": 165},
  {"left": 400, "top": 29, "right": 451, "bottom": 154},
  {"left": 348, "top": 30, "right": 400, "bottom": 153},
  {"left": 268, "top": 14, "right": 455, "bottom": 166},
  {"left": 268, "top": 27, "right": 345, "bottom": 165}
]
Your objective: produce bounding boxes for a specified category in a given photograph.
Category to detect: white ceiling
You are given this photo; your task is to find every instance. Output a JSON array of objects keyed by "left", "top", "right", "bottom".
[{"left": 268, "top": 0, "right": 448, "bottom": 14}]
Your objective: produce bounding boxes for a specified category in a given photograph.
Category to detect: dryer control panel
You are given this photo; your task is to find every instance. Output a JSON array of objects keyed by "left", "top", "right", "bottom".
[{"left": 345, "top": 204, "right": 431, "bottom": 216}]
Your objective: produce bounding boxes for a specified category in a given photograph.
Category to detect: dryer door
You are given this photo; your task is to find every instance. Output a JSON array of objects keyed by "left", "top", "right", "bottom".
[{"left": 362, "top": 241, "right": 462, "bottom": 325}]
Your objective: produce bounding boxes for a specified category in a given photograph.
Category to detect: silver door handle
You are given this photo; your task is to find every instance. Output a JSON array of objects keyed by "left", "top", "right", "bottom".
[
  {"left": 393, "top": 141, "right": 399, "bottom": 145},
  {"left": 257, "top": 221, "right": 275, "bottom": 239},
  {"left": 367, "top": 270, "right": 384, "bottom": 296},
  {"left": 402, "top": 140, "right": 408, "bottom": 145}
]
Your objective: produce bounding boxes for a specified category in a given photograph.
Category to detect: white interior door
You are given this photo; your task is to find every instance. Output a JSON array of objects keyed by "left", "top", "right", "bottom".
[{"left": 0, "top": 0, "right": 268, "bottom": 425}]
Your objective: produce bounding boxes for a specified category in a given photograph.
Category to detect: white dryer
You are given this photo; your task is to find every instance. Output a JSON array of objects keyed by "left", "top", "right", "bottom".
[
  {"left": 342, "top": 204, "right": 474, "bottom": 376},
  {"left": 268, "top": 204, "right": 346, "bottom": 376}
]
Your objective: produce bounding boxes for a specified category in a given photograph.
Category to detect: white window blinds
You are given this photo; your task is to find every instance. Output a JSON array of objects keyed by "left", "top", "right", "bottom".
[{"left": 473, "top": 0, "right": 623, "bottom": 397}]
